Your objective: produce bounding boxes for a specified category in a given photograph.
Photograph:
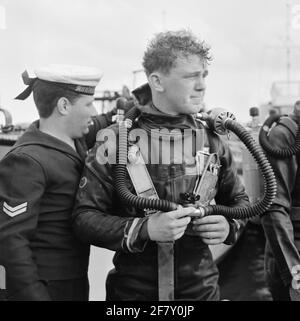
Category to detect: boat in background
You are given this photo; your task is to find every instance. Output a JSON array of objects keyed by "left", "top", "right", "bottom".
[{"left": 0, "top": 107, "right": 28, "bottom": 159}]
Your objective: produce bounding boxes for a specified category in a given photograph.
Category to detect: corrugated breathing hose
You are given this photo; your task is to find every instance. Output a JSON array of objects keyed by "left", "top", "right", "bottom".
[
  {"left": 114, "top": 106, "right": 276, "bottom": 219},
  {"left": 259, "top": 115, "right": 300, "bottom": 158}
]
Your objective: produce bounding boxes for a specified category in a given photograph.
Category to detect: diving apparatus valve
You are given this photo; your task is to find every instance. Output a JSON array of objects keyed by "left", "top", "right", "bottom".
[
  {"left": 114, "top": 106, "right": 276, "bottom": 219},
  {"left": 196, "top": 108, "right": 236, "bottom": 135}
]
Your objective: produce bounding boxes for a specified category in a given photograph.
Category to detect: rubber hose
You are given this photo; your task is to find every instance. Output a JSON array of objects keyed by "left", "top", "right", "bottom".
[
  {"left": 115, "top": 109, "right": 276, "bottom": 219},
  {"left": 204, "top": 119, "right": 277, "bottom": 219},
  {"left": 259, "top": 115, "right": 300, "bottom": 158},
  {"left": 114, "top": 106, "right": 178, "bottom": 212}
]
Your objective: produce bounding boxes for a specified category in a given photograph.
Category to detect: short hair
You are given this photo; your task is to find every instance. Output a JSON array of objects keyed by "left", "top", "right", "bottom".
[
  {"left": 295, "top": 100, "right": 300, "bottom": 106},
  {"left": 32, "top": 80, "right": 81, "bottom": 118},
  {"left": 142, "top": 29, "right": 212, "bottom": 76}
]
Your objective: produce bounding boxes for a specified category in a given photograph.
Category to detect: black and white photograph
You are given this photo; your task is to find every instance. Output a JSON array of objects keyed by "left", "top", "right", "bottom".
[{"left": 1, "top": 0, "right": 300, "bottom": 310}]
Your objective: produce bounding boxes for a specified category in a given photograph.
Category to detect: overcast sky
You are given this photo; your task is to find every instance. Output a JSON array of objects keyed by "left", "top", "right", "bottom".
[{"left": 0, "top": 0, "right": 300, "bottom": 123}]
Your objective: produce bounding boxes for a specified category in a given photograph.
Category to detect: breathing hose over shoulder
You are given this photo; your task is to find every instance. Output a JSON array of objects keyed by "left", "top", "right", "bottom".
[
  {"left": 114, "top": 104, "right": 277, "bottom": 220},
  {"left": 114, "top": 106, "right": 178, "bottom": 213},
  {"left": 197, "top": 109, "right": 276, "bottom": 219},
  {"left": 259, "top": 114, "right": 300, "bottom": 158}
]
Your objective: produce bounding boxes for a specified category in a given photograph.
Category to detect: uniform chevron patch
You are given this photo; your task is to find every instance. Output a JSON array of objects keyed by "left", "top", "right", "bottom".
[{"left": 3, "top": 201, "right": 27, "bottom": 217}]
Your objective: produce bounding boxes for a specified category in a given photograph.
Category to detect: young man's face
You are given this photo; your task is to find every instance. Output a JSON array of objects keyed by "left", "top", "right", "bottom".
[
  {"left": 67, "top": 95, "right": 97, "bottom": 138},
  {"left": 159, "top": 54, "right": 208, "bottom": 115}
]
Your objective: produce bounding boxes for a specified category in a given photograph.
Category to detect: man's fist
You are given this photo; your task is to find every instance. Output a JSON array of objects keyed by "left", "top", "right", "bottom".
[
  {"left": 191, "top": 215, "right": 230, "bottom": 245},
  {"left": 147, "top": 207, "right": 201, "bottom": 242}
]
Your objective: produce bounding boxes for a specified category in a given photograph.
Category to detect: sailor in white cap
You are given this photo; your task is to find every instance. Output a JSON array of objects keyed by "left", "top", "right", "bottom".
[
  {"left": 0, "top": 65, "right": 116, "bottom": 301},
  {"left": 15, "top": 65, "right": 106, "bottom": 143},
  {"left": 15, "top": 64, "right": 102, "bottom": 100}
]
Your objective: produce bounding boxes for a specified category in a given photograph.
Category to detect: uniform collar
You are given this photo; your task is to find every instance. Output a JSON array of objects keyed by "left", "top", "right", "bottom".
[{"left": 15, "top": 121, "right": 85, "bottom": 162}]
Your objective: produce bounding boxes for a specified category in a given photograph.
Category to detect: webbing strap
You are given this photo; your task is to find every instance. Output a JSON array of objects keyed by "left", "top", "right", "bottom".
[
  {"left": 126, "top": 145, "right": 175, "bottom": 301},
  {"left": 157, "top": 242, "right": 174, "bottom": 301}
]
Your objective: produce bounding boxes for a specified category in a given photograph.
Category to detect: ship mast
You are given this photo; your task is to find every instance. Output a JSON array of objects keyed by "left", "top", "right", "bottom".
[
  {"left": 286, "top": 2, "right": 291, "bottom": 84},
  {"left": 284, "top": 1, "right": 300, "bottom": 85}
]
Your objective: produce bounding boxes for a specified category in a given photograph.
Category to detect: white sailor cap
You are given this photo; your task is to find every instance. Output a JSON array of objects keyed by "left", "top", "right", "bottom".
[{"left": 15, "top": 64, "right": 103, "bottom": 100}]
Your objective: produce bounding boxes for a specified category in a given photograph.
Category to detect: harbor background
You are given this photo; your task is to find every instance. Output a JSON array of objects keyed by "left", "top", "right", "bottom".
[{"left": 1, "top": 0, "right": 300, "bottom": 125}]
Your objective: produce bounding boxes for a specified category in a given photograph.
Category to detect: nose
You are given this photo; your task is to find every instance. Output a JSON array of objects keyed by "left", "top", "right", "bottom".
[{"left": 195, "top": 76, "right": 206, "bottom": 91}]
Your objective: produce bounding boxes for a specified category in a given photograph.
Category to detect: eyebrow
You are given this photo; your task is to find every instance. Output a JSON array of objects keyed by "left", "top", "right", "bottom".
[{"left": 184, "top": 70, "right": 209, "bottom": 77}]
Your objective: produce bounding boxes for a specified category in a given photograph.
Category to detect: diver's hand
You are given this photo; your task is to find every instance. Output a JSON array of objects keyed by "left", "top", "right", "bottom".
[
  {"left": 147, "top": 206, "right": 200, "bottom": 242},
  {"left": 192, "top": 215, "right": 230, "bottom": 245}
]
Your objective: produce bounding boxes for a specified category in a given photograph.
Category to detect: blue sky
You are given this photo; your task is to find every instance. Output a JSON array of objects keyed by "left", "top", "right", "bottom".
[{"left": 0, "top": 0, "right": 300, "bottom": 123}]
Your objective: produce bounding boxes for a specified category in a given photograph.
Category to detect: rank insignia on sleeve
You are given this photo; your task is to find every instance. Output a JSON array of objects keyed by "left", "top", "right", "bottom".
[{"left": 2, "top": 202, "right": 27, "bottom": 217}]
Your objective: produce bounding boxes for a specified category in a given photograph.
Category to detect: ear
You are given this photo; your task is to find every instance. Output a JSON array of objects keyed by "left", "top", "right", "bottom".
[
  {"left": 56, "top": 97, "right": 71, "bottom": 116},
  {"left": 148, "top": 72, "right": 164, "bottom": 92}
]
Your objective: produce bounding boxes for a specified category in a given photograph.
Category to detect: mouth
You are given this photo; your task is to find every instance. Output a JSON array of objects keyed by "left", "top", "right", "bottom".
[{"left": 190, "top": 97, "right": 203, "bottom": 103}]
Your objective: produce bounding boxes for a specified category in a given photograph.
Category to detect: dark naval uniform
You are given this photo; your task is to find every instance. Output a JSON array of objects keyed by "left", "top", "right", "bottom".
[
  {"left": 72, "top": 94, "right": 249, "bottom": 300},
  {"left": 261, "top": 114, "right": 300, "bottom": 300},
  {"left": 0, "top": 113, "right": 113, "bottom": 301}
]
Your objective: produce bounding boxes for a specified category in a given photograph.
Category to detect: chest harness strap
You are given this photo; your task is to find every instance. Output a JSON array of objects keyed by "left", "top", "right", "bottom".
[{"left": 127, "top": 144, "right": 174, "bottom": 301}]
